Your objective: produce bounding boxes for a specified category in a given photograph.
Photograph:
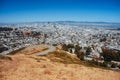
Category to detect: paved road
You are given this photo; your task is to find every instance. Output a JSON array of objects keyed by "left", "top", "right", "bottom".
[{"left": 35, "top": 45, "right": 56, "bottom": 56}]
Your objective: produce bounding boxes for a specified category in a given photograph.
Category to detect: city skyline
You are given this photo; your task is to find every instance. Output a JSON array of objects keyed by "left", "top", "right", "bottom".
[{"left": 0, "top": 0, "right": 120, "bottom": 23}]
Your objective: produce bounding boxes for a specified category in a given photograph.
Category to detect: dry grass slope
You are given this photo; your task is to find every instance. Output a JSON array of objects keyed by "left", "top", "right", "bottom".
[
  {"left": 44, "top": 50, "right": 105, "bottom": 68},
  {"left": 0, "top": 45, "right": 120, "bottom": 80},
  {"left": 44, "top": 50, "right": 82, "bottom": 64}
]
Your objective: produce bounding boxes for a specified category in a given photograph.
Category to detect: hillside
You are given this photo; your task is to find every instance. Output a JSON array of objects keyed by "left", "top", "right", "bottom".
[{"left": 0, "top": 45, "right": 120, "bottom": 80}]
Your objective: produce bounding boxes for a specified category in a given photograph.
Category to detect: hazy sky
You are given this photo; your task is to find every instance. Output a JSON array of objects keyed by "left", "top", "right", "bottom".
[{"left": 0, "top": 0, "right": 120, "bottom": 23}]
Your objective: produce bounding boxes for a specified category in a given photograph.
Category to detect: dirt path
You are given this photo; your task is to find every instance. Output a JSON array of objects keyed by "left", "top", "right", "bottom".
[{"left": 35, "top": 45, "right": 56, "bottom": 55}]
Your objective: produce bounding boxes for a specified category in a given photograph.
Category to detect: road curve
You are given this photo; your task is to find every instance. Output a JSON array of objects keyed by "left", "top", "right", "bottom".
[{"left": 35, "top": 45, "right": 56, "bottom": 56}]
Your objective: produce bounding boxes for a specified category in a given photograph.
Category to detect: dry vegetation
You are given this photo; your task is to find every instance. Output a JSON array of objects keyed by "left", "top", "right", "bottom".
[
  {"left": 9, "top": 44, "right": 48, "bottom": 55},
  {"left": 44, "top": 50, "right": 106, "bottom": 68},
  {"left": 0, "top": 45, "right": 120, "bottom": 80},
  {"left": 0, "top": 55, "right": 12, "bottom": 60},
  {"left": 44, "top": 50, "right": 82, "bottom": 64}
]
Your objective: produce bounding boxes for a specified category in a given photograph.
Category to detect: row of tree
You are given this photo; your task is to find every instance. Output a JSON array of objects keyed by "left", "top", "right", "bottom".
[
  {"left": 62, "top": 44, "right": 91, "bottom": 60},
  {"left": 102, "top": 48, "right": 120, "bottom": 62}
]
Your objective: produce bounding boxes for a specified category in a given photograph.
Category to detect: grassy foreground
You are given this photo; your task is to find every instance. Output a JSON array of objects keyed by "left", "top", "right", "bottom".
[{"left": 0, "top": 45, "right": 120, "bottom": 80}]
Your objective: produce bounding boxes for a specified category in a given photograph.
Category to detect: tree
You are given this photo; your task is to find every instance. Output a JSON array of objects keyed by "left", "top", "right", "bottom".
[
  {"left": 62, "top": 44, "right": 68, "bottom": 51},
  {"left": 80, "top": 52, "right": 84, "bottom": 60},
  {"left": 85, "top": 47, "right": 92, "bottom": 56},
  {"left": 100, "top": 37, "right": 106, "bottom": 42},
  {"left": 117, "top": 64, "right": 120, "bottom": 69},
  {"left": 77, "top": 52, "right": 84, "bottom": 60},
  {"left": 75, "top": 44, "right": 81, "bottom": 54},
  {"left": 67, "top": 44, "right": 74, "bottom": 48},
  {"left": 102, "top": 48, "right": 120, "bottom": 62},
  {"left": 111, "top": 63, "right": 117, "bottom": 68},
  {"left": 101, "top": 61, "right": 108, "bottom": 67}
]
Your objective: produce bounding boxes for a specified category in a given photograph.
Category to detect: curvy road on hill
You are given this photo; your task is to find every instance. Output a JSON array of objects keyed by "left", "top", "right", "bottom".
[{"left": 35, "top": 45, "right": 56, "bottom": 56}]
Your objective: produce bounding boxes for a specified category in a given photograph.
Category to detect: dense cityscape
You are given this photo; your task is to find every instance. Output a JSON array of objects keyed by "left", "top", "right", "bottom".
[
  {"left": 1, "top": 0, "right": 120, "bottom": 79},
  {"left": 0, "top": 22, "right": 120, "bottom": 69}
]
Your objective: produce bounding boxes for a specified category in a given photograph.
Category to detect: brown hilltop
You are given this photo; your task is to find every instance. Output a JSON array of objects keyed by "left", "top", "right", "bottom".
[{"left": 0, "top": 44, "right": 120, "bottom": 80}]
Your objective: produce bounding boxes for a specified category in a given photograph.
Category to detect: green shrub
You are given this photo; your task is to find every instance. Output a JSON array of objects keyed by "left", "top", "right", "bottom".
[{"left": 111, "top": 63, "right": 117, "bottom": 68}]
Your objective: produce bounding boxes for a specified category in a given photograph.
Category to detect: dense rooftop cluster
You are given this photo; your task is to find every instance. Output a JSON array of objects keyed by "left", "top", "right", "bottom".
[{"left": 0, "top": 22, "right": 120, "bottom": 51}]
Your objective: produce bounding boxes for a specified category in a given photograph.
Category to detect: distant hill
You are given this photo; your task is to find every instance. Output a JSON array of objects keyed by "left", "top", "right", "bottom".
[
  {"left": 55, "top": 21, "right": 120, "bottom": 24},
  {"left": 0, "top": 21, "right": 120, "bottom": 28}
]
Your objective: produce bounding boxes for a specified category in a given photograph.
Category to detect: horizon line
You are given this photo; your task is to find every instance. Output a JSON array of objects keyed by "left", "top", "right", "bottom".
[{"left": 0, "top": 21, "right": 120, "bottom": 24}]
